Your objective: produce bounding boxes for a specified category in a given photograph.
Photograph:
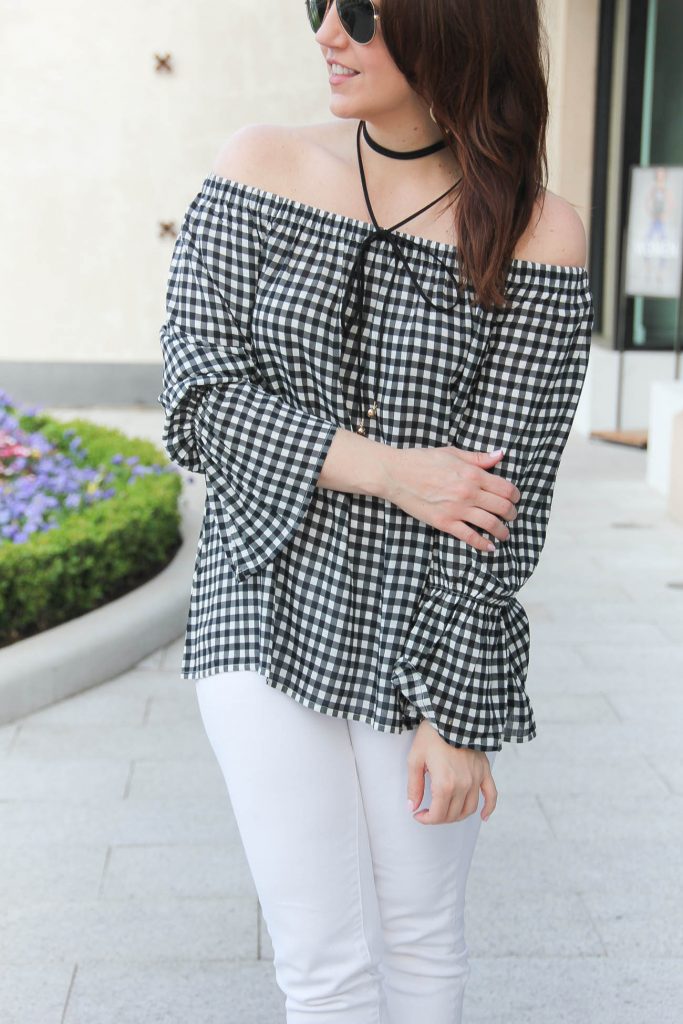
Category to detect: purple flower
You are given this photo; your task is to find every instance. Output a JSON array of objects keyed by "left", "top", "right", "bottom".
[{"left": 0, "top": 387, "right": 175, "bottom": 544}]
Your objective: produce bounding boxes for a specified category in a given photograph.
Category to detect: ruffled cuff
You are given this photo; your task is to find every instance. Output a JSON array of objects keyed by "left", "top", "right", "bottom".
[{"left": 391, "top": 573, "right": 535, "bottom": 751}]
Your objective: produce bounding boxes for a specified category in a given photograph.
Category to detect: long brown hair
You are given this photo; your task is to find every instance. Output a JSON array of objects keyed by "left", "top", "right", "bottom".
[{"left": 380, "top": 0, "right": 550, "bottom": 311}]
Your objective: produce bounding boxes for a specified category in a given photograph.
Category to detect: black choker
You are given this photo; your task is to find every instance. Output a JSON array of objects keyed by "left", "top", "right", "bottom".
[{"left": 361, "top": 120, "right": 447, "bottom": 160}]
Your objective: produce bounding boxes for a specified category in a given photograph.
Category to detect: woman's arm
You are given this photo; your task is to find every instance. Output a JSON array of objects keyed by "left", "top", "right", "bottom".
[{"left": 316, "top": 428, "right": 519, "bottom": 552}]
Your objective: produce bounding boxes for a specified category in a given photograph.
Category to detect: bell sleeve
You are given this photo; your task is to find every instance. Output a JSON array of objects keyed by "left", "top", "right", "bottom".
[
  {"left": 157, "top": 185, "right": 340, "bottom": 583},
  {"left": 392, "top": 272, "right": 595, "bottom": 749},
  {"left": 453, "top": 275, "right": 595, "bottom": 578}
]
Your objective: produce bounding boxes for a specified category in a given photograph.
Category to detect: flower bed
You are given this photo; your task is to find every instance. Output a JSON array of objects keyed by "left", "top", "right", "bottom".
[{"left": 0, "top": 388, "right": 184, "bottom": 647}]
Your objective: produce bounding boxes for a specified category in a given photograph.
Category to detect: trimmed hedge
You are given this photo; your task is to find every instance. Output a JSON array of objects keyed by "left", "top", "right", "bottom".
[{"left": 0, "top": 412, "right": 183, "bottom": 647}]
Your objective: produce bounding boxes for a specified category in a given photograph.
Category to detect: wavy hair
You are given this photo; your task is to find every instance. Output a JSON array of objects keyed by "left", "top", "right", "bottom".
[{"left": 380, "top": 0, "right": 550, "bottom": 310}]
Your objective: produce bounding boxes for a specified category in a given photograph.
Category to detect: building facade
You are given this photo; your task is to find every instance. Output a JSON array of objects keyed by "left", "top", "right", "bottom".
[{"left": 585, "top": 0, "right": 683, "bottom": 435}]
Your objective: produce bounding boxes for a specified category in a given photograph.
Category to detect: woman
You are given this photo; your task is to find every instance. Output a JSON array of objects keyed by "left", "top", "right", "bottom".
[{"left": 157, "top": 1, "right": 593, "bottom": 1021}]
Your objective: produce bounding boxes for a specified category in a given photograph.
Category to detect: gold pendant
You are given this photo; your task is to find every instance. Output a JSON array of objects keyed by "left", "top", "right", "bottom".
[
  {"left": 356, "top": 419, "right": 367, "bottom": 435},
  {"left": 366, "top": 400, "right": 378, "bottom": 418}
]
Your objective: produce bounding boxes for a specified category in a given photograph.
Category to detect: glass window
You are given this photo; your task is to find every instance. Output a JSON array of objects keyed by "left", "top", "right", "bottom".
[{"left": 630, "top": 0, "right": 683, "bottom": 351}]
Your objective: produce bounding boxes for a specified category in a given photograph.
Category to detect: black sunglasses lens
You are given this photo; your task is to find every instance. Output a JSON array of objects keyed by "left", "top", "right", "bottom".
[
  {"left": 306, "top": 0, "right": 329, "bottom": 31},
  {"left": 338, "top": 0, "right": 376, "bottom": 43},
  {"left": 306, "top": 0, "right": 376, "bottom": 43}
]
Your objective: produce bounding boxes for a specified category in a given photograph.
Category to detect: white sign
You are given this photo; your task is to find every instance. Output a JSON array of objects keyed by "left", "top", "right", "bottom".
[{"left": 624, "top": 165, "right": 683, "bottom": 299}]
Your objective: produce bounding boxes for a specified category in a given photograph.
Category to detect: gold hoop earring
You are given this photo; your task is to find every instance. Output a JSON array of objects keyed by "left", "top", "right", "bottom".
[{"left": 429, "top": 103, "right": 453, "bottom": 138}]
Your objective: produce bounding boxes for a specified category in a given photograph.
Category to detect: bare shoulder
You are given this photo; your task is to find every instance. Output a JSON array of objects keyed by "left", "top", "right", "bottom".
[
  {"left": 211, "top": 123, "right": 301, "bottom": 192},
  {"left": 210, "top": 121, "right": 345, "bottom": 198},
  {"left": 514, "top": 189, "right": 588, "bottom": 268}
]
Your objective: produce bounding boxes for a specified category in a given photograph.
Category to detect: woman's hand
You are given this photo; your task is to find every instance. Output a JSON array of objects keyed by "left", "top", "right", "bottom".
[
  {"left": 406, "top": 720, "right": 498, "bottom": 825},
  {"left": 381, "top": 446, "right": 520, "bottom": 553}
]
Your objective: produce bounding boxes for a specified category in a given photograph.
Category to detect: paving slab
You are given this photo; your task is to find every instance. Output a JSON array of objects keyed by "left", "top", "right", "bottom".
[
  {"left": 0, "top": 964, "right": 75, "bottom": 1024},
  {"left": 100, "top": 844, "right": 256, "bottom": 902},
  {"left": 463, "top": 957, "right": 683, "bottom": 1024},
  {"left": 61, "top": 961, "right": 285, "bottom": 1024},
  {"left": 0, "top": 844, "right": 106, "bottom": 906},
  {"left": 0, "top": 758, "right": 131, "bottom": 801},
  {"left": 9, "top": 719, "right": 210, "bottom": 762},
  {"left": 125, "top": 756, "right": 229, "bottom": 801},
  {"left": 1, "top": 898, "right": 257, "bottom": 964}
]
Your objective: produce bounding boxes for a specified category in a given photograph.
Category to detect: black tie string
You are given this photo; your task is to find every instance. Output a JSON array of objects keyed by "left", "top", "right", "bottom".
[{"left": 340, "top": 120, "right": 463, "bottom": 434}]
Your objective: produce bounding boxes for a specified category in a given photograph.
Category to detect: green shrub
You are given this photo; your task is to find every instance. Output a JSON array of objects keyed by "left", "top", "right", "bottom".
[{"left": 0, "top": 413, "right": 183, "bottom": 647}]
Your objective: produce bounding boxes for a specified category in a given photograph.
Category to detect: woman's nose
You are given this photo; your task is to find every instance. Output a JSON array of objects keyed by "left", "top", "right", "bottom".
[{"left": 315, "top": 0, "right": 344, "bottom": 43}]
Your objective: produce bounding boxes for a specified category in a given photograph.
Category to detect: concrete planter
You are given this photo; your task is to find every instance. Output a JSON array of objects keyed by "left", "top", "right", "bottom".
[{"left": 0, "top": 480, "right": 203, "bottom": 725}]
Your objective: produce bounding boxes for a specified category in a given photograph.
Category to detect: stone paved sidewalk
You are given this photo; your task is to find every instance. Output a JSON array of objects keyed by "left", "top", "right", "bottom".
[{"left": 1, "top": 408, "right": 682, "bottom": 1023}]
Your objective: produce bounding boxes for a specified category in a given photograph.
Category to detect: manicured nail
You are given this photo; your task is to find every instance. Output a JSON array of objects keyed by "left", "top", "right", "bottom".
[
  {"left": 407, "top": 799, "right": 415, "bottom": 812},
  {"left": 490, "top": 448, "right": 505, "bottom": 456}
]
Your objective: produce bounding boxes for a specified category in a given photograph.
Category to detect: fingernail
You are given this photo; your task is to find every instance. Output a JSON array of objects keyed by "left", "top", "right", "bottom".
[
  {"left": 490, "top": 448, "right": 505, "bottom": 456},
  {"left": 407, "top": 799, "right": 415, "bottom": 812}
]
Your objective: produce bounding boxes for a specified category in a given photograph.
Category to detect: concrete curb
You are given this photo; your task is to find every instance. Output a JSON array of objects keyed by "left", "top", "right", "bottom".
[{"left": 0, "top": 478, "right": 204, "bottom": 725}]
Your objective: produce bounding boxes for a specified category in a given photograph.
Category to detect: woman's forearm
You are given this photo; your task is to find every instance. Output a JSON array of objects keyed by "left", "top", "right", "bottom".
[
  {"left": 316, "top": 430, "right": 517, "bottom": 554},
  {"left": 316, "top": 428, "right": 395, "bottom": 500}
]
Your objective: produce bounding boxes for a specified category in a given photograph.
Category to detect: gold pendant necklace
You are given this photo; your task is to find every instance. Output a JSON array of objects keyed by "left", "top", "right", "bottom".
[{"left": 355, "top": 398, "right": 378, "bottom": 435}]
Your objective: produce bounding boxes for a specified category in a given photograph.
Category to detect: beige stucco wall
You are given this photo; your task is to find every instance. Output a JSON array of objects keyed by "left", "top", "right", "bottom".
[
  {"left": 1, "top": 0, "right": 600, "bottom": 367},
  {"left": 544, "top": 0, "right": 600, "bottom": 236}
]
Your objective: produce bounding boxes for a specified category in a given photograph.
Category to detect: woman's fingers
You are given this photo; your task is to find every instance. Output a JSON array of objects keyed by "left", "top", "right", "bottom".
[
  {"left": 442, "top": 463, "right": 520, "bottom": 547},
  {"left": 452, "top": 448, "right": 521, "bottom": 505},
  {"left": 446, "top": 505, "right": 512, "bottom": 544},
  {"left": 446, "top": 519, "right": 500, "bottom": 552},
  {"left": 480, "top": 771, "right": 498, "bottom": 822},
  {"left": 477, "top": 485, "right": 520, "bottom": 523},
  {"left": 411, "top": 757, "right": 497, "bottom": 826},
  {"left": 412, "top": 785, "right": 452, "bottom": 824},
  {"left": 413, "top": 782, "right": 479, "bottom": 825},
  {"left": 463, "top": 464, "right": 520, "bottom": 522}
]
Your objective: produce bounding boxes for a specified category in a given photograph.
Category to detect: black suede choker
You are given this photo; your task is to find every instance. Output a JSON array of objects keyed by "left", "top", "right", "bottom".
[{"left": 361, "top": 120, "right": 447, "bottom": 160}]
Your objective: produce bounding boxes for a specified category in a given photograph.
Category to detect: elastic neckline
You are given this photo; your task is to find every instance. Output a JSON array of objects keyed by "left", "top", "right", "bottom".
[{"left": 202, "top": 173, "right": 591, "bottom": 288}]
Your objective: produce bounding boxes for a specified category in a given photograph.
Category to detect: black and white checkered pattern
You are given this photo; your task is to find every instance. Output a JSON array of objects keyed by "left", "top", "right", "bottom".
[{"left": 158, "top": 174, "right": 594, "bottom": 750}]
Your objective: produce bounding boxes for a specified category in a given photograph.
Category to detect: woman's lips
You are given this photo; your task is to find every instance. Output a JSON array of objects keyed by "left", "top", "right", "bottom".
[{"left": 329, "top": 70, "right": 360, "bottom": 84}]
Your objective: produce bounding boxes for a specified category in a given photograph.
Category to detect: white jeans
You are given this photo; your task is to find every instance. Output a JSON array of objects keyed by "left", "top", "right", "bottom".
[{"left": 195, "top": 670, "right": 498, "bottom": 1024}]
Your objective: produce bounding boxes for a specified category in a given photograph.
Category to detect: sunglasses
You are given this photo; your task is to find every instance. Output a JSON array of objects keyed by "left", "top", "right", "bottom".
[{"left": 304, "top": 0, "right": 380, "bottom": 45}]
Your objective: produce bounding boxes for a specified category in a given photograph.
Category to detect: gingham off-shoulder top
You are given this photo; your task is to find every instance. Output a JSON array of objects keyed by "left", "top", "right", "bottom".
[{"left": 157, "top": 172, "right": 594, "bottom": 751}]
